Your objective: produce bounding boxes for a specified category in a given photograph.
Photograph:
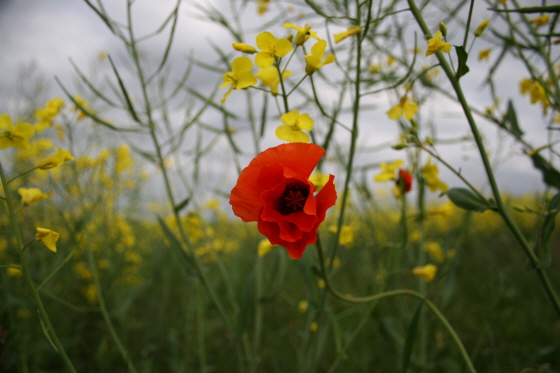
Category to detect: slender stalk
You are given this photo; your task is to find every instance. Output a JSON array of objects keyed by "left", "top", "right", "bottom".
[
  {"left": 462, "top": 0, "right": 476, "bottom": 49},
  {"left": 0, "top": 162, "right": 77, "bottom": 373},
  {"left": 86, "top": 244, "right": 138, "bottom": 373},
  {"left": 315, "top": 236, "right": 476, "bottom": 373},
  {"left": 250, "top": 255, "right": 264, "bottom": 373},
  {"left": 406, "top": 0, "right": 560, "bottom": 317}
]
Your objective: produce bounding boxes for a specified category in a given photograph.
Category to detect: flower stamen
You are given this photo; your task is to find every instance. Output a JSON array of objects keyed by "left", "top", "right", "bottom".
[{"left": 277, "top": 182, "right": 309, "bottom": 215}]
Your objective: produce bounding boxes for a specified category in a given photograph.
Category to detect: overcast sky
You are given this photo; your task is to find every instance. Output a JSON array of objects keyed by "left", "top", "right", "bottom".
[{"left": 0, "top": 0, "right": 556, "bottom": 200}]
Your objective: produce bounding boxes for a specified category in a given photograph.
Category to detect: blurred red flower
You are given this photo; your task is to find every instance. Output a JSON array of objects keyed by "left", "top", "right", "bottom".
[
  {"left": 397, "top": 169, "right": 413, "bottom": 193},
  {"left": 230, "top": 143, "right": 337, "bottom": 259}
]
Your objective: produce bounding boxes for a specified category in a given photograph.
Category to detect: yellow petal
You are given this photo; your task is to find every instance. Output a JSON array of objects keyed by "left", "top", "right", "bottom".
[
  {"left": 236, "top": 72, "right": 257, "bottom": 89},
  {"left": 413, "top": 264, "right": 437, "bottom": 282},
  {"left": 256, "top": 31, "right": 276, "bottom": 50},
  {"left": 387, "top": 105, "right": 403, "bottom": 120},
  {"left": 0, "top": 114, "right": 14, "bottom": 131},
  {"left": 231, "top": 56, "right": 253, "bottom": 73},
  {"left": 323, "top": 55, "right": 336, "bottom": 65},
  {"left": 275, "top": 38, "right": 293, "bottom": 57},
  {"left": 276, "top": 125, "right": 294, "bottom": 141},
  {"left": 287, "top": 130, "right": 310, "bottom": 143},
  {"left": 35, "top": 227, "right": 60, "bottom": 253},
  {"left": 298, "top": 113, "right": 314, "bottom": 131},
  {"left": 280, "top": 110, "right": 300, "bottom": 126},
  {"left": 255, "top": 52, "right": 274, "bottom": 68},
  {"left": 14, "top": 122, "right": 35, "bottom": 140},
  {"left": 310, "top": 39, "right": 326, "bottom": 58},
  {"left": 403, "top": 102, "right": 418, "bottom": 120}
]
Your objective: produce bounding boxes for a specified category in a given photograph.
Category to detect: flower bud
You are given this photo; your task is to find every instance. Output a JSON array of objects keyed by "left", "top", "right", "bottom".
[
  {"left": 392, "top": 143, "right": 408, "bottom": 150},
  {"left": 232, "top": 43, "right": 256, "bottom": 54},
  {"left": 439, "top": 21, "right": 448, "bottom": 38},
  {"left": 474, "top": 20, "right": 489, "bottom": 37}
]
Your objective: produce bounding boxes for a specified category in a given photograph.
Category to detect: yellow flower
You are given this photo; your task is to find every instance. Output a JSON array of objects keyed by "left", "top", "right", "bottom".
[
  {"left": 421, "top": 160, "right": 448, "bottom": 192},
  {"left": 387, "top": 55, "right": 396, "bottom": 66},
  {"left": 519, "top": 78, "right": 550, "bottom": 114},
  {"left": 478, "top": 48, "right": 491, "bottom": 61},
  {"left": 35, "top": 228, "right": 60, "bottom": 252},
  {"left": 232, "top": 43, "right": 256, "bottom": 54},
  {"left": 284, "top": 23, "right": 320, "bottom": 46},
  {"left": 334, "top": 25, "right": 361, "bottom": 44},
  {"left": 298, "top": 300, "right": 309, "bottom": 313},
  {"left": 369, "top": 64, "right": 381, "bottom": 73},
  {"left": 425, "top": 30, "right": 452, "bottom": 56},
  {"left": 219, "top": 56, "right": 257, "bottom": 104},
  {"left": 310, "top": 321, "right": 318, "bottom": 332},
  {"left": 254, "top": 67, "right": 292, "bottom": 95},
  {"left": 338, "top": 225, "right": 354, "bottom": 246},
  {"left": 413, "top": 264, "right": 437, "bottom": 282},
  {"left": 474, "top": 19, "right": 489, "bottom": 37},
  {"left": 498, "top": 0, "right": 507, "bottom": 3},
  {"left": 304, "top": 39, "right": 336, "bottom": 75},
  {"left": 34, "top": 97, "right": 65, "bottom": 132},
  {"left": 73, "top": 95, "right": 91, "bottom": 120},
  {"left": 428, "top": 201, "right": 455, "bottom": 217},
  {"left": 255, "top": 31, "right": 292, "bottom": 68},
  {"left": 374, "top": 159, "right": 403, "bottom": 182},
  {"left": 309, "top": 171, "right": 330, "bottom": 192},
  {"left": 425, "top": 241, "right": 444, "bottom": 263},
  {"left": 257, "top": 0, "right": 270, "bottom": 15},
  {"left": 387, "top": 96, "right": 418, "bottom": 120},
  {"left": 258, "top": 238, "right": 276, "bottom": 257},
  {"left": 37, "top": 148, "right": 75, "bottom": 169},
  {"left": 530, "top": 14, "right": 550, "bottom": 27},
  {"left": 7, "top": 264, "right": 22, "bottom": 277},
  {"left": 276, "top": 110, "right": 314, "bottom": 143},
  {"left": 0, "top": 114, "right": 35, "bottom": 150},
  {"left": 18, "top": 187, "right": 48, "bottom": 205}
]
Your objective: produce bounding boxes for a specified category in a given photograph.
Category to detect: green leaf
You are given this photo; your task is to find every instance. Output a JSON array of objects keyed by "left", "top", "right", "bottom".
[
  {"left": 446, "top": 188, "right": 494, "bottom": 212},
  {"left": 174, "top": 197, "right": 191, "bottom": 214},
  {"left": 505, "top": 100, "right": 524, "bottom": 138},
  {"left": 401, "top": 300, "right": 424, "bottom": 373},
  {"left": 455, "top": 46, "right": 470, "bottom": 79},
  {"left": 529, "top": 153, "right": 560, "bottom": 190},
  {"left": 534, "top": 193, "right": 560, "bottom": 269}
]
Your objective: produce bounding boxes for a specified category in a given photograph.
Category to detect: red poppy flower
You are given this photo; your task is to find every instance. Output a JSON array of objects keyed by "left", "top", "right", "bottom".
[
  {"left": 397, "top": 169, "right": 413, "bottom": 193},
  {"left": 230, "top": 143, "right": 337, "bottom": 259}
]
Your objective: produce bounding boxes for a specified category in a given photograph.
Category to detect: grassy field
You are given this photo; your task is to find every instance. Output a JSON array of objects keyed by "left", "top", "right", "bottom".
[{"left": 2, "top": 0, "right": 560, "bottom": 372}]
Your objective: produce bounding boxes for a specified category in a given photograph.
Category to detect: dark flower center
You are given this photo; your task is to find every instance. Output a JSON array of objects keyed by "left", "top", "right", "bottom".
[{"left": 277, "top": 182, "right": 310, "bottom": 215}]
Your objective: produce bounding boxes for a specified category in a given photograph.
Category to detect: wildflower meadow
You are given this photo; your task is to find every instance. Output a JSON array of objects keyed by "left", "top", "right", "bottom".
[{"left": 1, "top": 0, "right": 560, "bottom": 372}]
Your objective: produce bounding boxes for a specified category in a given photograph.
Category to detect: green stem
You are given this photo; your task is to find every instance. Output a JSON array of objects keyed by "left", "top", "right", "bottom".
[
  {"left": 250, "top": 255, "right": 264, "bottom": 373},
  {"left": 407, "top": 0, "right": 560, "bottom": 317},
  {"left": 7, "top": 166, "right": 40, "bottom": 184},
  {"left": 462, "top": 0, "right": 476, "bottom": 49},
  {"left": 315, "top": 236, "right": 476, "bottom": 373},
  {"left": 87, "top": 245, "right": 138, "bottom": 373},
  {"left": 0, "top": 162, "right": 77, "bottom": 373}
]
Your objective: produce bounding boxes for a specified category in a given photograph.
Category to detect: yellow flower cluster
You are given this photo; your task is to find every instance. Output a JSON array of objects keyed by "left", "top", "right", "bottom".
[
  {"left": 222, "top": 25, "right": 337, "bottom": 104},
  {"left": 421, "top": 160, "right": 448, "bottom": 192},
  {"left": 35, "top": 98, "right": 65, "bottom": 132},
  {"left": 519, "top": 78, "right": 550, "bottom": 115}
]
